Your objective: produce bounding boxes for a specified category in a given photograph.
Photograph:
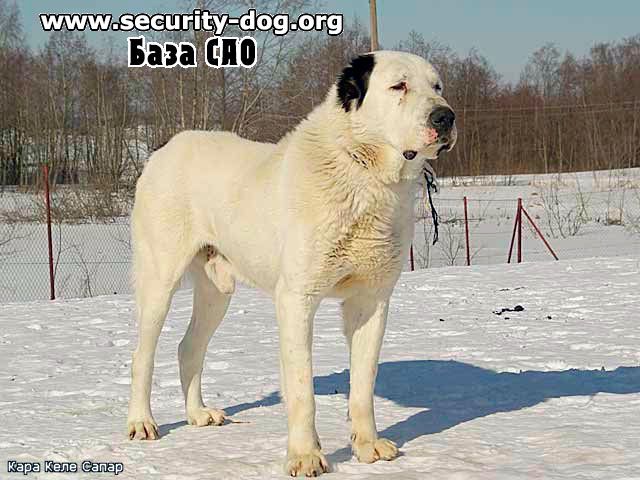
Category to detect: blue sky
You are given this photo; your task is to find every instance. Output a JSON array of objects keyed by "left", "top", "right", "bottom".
[{"left": 19, "top": 0, "right": 640, "bottom": 83}]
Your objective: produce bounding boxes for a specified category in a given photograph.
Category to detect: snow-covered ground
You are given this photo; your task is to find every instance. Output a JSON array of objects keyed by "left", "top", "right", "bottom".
[{"left": 2, "top": 256, "right": 640, "bottom": 479}]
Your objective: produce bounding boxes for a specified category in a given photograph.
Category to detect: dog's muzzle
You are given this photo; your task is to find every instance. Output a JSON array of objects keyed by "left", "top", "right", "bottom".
[
  {"left": 403, "top": 106, "right": 457, "bottom": 161},
  {"left": 429, "top": 106, "right": 456, "bottom": 155}
]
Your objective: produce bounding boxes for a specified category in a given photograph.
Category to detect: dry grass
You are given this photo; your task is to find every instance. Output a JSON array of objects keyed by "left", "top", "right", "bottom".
[{"left": 0, "top": 187, "right": 133, "bottom": 224}]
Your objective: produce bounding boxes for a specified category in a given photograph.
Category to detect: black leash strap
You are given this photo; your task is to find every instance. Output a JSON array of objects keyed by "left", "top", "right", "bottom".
[{"left": 424, "top": 170, "right": 439, "bottom": 245}]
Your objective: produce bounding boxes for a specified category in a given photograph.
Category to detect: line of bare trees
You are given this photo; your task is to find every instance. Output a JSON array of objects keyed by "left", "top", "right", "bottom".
[{"left": 1, "top": 0, "right": 639, "bottom": 192}]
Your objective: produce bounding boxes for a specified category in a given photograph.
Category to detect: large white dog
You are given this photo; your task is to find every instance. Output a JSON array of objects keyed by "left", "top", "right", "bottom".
[{"left": 127, "top": 50, "right": 456, "bottom": 476}]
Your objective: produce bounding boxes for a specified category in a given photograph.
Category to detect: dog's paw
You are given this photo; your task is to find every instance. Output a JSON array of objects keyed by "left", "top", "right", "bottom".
[
  {"left": 187, "top": 407, "right": 226, "bottom": 427},
  {"left": 286, "top": 451, "right": 330, "bottom": 477},
  {"left": 352, "top": 436, "right": 398, "bottom": 463},
  {"left": 127, "top": 417, "right": 159, "bottom": 440}
]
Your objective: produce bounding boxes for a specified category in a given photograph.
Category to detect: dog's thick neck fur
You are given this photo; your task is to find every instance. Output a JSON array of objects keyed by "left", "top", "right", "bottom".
[
  {"left": 279, "top": 86, "right": 416, "bottom": 252},
  {"left": 293, "top": 86, "right": 412, "bottom": 188}
]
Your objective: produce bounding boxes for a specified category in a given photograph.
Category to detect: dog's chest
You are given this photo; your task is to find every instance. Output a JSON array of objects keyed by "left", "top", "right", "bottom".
[{"left": 327, "top": 206, "right": 407, "bottom": 285}]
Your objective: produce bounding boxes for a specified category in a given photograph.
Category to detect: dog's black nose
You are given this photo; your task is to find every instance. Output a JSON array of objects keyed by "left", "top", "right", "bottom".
[{"left": 429, "top": 106, "right": 456, "bottom": 133}]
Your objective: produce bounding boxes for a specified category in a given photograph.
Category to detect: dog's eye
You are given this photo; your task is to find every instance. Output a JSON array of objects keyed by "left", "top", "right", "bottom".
[
  {"left": 434, "top": 83, "right": 443, "bottom": 93},
  {"left": 390, "top": 81, "right": 407, "bottom": 92}
]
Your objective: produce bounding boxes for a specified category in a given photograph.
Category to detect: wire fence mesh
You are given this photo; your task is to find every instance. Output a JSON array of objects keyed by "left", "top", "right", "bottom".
[
  {"left": 0, "top": 186, "right": 132, "bottom": 302},
  {"left": 1, "top": 177, "right": 640, "bottom": 303},
  {"left": 412, "top": 184, "right": 640, "bottom": 269}
]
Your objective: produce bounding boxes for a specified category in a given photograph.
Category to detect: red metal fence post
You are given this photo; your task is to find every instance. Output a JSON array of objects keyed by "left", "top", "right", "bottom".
[
  {"left": 409, "top": 244, "right": 415, "bottom": 271},
  {"left": 517, "top": 197, "right": 522, "bottom": 264},
  {"left": 521, "top": 207, "right": 559, "bottom": 261},
  {"left": 463, "top": 196, "right": 470, "bottom": 266},
  {"left": 507, "top": 198, "right": 520, "bottom": 263},
  {"left": 43, "top": 164, "right": 55, "bottom": 300}
]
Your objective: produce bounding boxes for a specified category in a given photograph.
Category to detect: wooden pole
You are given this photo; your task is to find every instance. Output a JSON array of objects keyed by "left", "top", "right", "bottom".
[
  {"left": 463, "top": 196, "right": 470, "bottom": 266},
  {"left": 43, "top": 164, "right": 55, "bottom": 300},
  {"left": 369, "top": 0, "right": 379, "bottom": 50}
]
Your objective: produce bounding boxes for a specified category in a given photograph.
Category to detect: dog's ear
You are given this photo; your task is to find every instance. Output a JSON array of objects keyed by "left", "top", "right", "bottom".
[{"left": 337, "top": 54, "right": 375, "bottom": 112}]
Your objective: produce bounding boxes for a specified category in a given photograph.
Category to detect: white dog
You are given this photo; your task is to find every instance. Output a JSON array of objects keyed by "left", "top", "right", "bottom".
[{"left": 127, "top": 50, "right": 456, "bottom": 477}]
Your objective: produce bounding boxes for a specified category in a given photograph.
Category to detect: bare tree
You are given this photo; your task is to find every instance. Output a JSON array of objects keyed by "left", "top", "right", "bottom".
[{"left": 1, "top": 5, "right": 640, "bottom": 192}]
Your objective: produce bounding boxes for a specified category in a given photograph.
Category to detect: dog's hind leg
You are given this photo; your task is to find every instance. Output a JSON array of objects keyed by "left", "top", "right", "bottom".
[
  {"left": 127, "top": 240, "right": 190, "bottom": 440},
  {"left": 178, "top": 252, "right": 231, "bottom": 427},
  {"left": 342, "top": 293, "right": 399, "bottom": 463}
]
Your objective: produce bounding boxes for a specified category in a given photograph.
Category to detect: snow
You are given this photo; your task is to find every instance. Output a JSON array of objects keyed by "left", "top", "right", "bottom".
[{"left": 2, "top": 256, "right": 640, "bottom": 479}]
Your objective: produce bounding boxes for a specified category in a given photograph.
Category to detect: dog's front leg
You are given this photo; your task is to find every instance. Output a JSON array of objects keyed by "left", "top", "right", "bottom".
[
  {"left": 275, "top": 282, "right": 329, "bottom": 477},
  {"left": 343, "top": 293, "right": 399, "bottom": 463}
]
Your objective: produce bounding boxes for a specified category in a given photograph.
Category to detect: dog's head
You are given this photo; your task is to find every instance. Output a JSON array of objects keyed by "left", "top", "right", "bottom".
[{"left": 337, "top": 51, "right": 456, "bottom": 179}]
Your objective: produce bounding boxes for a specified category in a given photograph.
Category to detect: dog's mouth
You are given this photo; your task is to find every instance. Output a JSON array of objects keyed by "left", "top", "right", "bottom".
[
  {"left": 437, "top": 143, "right": 451, "bottom": 156},
  {"left": 403, "top": 133, "right": 454, "bottom": 161},
  {"left": 403, "top": 150, "right": 418, "bottom": 160},
  {"left": 403, "top": 144, "right": 450, "bottom": 161}
]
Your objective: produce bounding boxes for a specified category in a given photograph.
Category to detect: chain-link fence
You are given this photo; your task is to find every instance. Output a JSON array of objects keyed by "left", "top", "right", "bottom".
[
  {"left": 2, "top": 176, "right": 640, "bottom": 303},
  {"left": 0, "top": 186, "right": 132, "bottom": 303},
  {"left": 412, "top": 182, "right": 640, "bottom": 269}
]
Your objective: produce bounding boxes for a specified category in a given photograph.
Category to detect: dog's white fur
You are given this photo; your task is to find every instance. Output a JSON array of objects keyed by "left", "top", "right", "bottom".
[{"left": 127, "top": 50, "right": 456, "bottom": 476}]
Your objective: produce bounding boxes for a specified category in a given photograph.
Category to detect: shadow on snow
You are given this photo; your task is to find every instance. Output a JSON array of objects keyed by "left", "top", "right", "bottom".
[{"left": 162, "top": 360, "right": 640, "bottom": 463}]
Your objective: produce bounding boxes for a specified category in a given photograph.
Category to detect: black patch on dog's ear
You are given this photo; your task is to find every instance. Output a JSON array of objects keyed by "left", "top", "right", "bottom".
[{"left": 336, "top": 54, "right": 375, "bottom": 112}]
